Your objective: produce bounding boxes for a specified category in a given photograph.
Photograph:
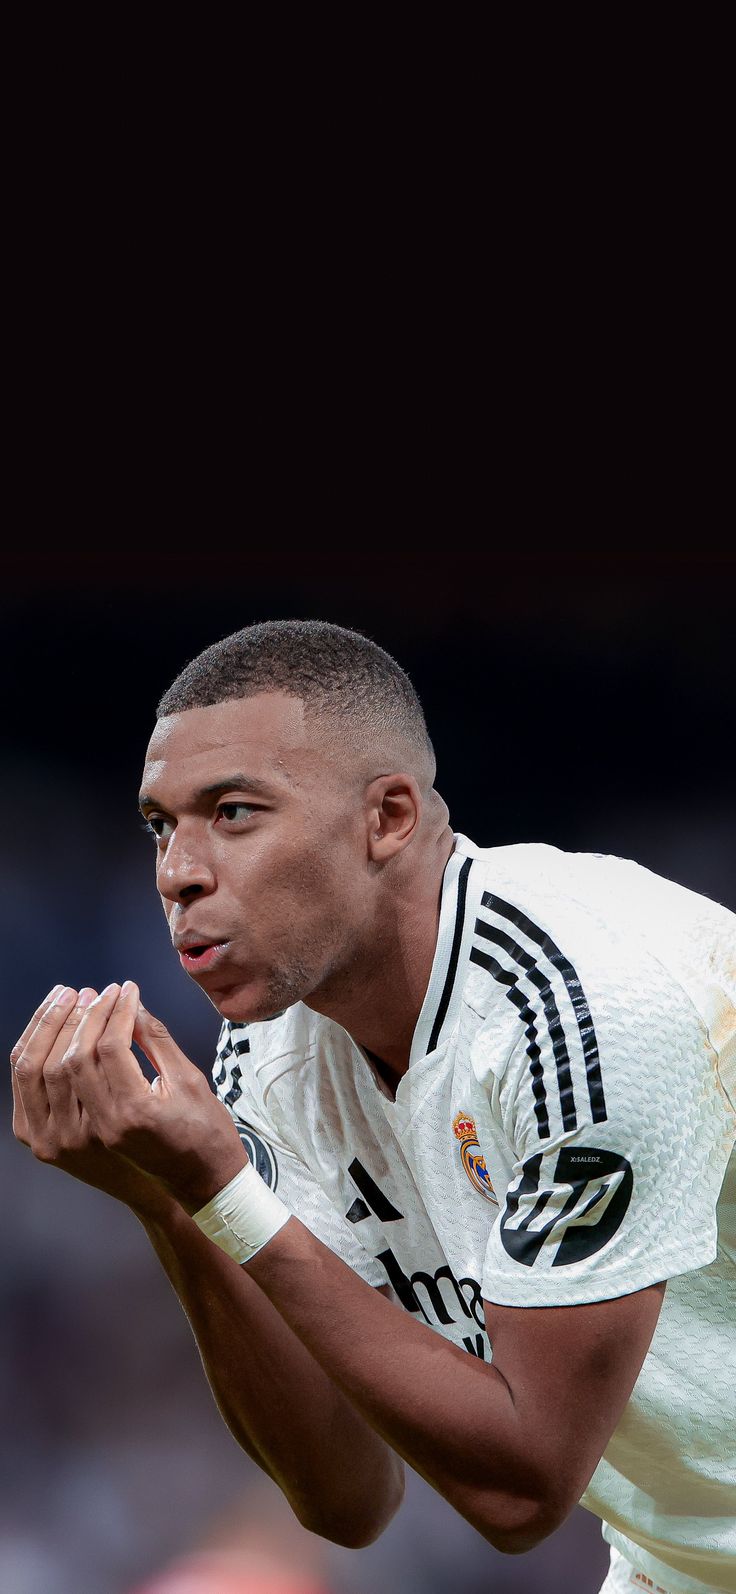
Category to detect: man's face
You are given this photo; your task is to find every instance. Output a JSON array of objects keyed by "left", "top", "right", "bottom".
[{"left": 139, "top": 693, "right": 369, "bottom": 1022}]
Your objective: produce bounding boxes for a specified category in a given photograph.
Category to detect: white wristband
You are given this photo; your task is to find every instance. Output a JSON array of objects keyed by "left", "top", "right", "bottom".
[{"left": 192, "top": 1161, "right": 290, "bottom": 1263}]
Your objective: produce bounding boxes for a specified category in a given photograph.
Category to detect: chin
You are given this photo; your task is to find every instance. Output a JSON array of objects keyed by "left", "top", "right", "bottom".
[{"left": 207, "top": 980, "right": 294, "bottom": 1026}]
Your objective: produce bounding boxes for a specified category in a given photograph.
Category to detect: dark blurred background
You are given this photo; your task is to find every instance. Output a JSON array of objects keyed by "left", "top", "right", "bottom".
[{"left": 1, "top": 549, "right": 733, "bottom": 1594}]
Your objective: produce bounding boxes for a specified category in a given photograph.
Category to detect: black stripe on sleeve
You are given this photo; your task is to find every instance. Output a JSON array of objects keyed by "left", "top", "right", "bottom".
[
  {"left": 474, "top": 919, "right": 578, "bottom": 1131},
  {"left": 214, "top": 1027, "right": 250, "bottom": 1106},
  {"left": 481, "top": 892, "right": 607, "bottom": 1123},
  {"left": 470, "top": 945, "right": 551, "bottom": 1138},
  {"left": 427, "top": 857, "right": 472, "bottom": 1054},
  {"left": 223, "top": 1063, "right": 244, "bottom": 1108}
]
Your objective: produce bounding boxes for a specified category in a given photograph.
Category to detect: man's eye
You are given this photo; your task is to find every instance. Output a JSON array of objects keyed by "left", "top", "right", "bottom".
[
  {"left": 140, "top": 815, "right": 174, "bottom": 843},
  {"left": 216, "top": 803, "right": 257, "bottom": 823},
  {"left": 139, "top": 804, "right": 257, "bottom": 842}
]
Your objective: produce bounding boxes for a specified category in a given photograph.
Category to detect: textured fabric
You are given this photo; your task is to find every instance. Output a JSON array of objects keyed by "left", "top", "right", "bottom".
[
  {"left": 212, "top": 1022, "right": 386, "bottom": 1288},
  {"left": 597, "top": 1543, "right": 720, "bottom": 1594},
  {"left": 212, "top": 836, "right": 736, "bottom": 1594}
]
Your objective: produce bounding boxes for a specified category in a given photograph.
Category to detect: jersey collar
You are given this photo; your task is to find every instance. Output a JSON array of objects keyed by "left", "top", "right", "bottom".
[{"left": 408, "top": 833, "right": 481, "bottom": 1066}]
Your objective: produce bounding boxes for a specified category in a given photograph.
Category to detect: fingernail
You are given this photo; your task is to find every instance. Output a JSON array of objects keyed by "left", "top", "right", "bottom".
[
  {"left": 44, "top": 984, "right": 64, "bottom": 1003},
  {"left": 90, "top": 983, "right": 118, "bottom": 1004},
  {"left": 121, "top": 980, "right": 136, "bottom": 998},
  {"left": 53, "top": 987, "right": 76, "bottom": 1007},
  {"left": 77, "top": 988, "right": 96, "bottom": 1009}
]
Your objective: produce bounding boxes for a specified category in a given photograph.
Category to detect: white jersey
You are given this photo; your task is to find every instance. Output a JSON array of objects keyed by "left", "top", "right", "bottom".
[{"left": 212, "top": 836, "right": 736, "bottom": 1594}]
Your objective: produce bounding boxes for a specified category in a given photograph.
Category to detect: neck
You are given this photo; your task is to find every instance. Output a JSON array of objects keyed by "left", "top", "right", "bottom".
[{"left": 305, "top": 825, "right": 456, "bottom": 1096}]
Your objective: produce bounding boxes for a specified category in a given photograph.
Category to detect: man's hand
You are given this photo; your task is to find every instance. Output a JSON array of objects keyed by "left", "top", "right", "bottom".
[
  {"left": 11, "top": 983, "right": 246, "bottom": 1213},
  {"left": 11, "top": 984, "right": 157, "bottom": 1210}
]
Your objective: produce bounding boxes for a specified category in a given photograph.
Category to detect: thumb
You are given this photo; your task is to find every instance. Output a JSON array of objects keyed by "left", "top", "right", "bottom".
[{"left": 133, "top": 1002, "right": 191, "bottom": 1083}]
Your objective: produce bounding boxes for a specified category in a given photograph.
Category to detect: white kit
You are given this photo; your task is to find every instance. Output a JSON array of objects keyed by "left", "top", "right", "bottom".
[{"left": 211, "top": 836, "right": 736, "bottom": 1594}]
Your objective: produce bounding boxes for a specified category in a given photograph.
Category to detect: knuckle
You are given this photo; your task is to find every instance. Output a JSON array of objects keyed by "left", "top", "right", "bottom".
[
  {"left": 120, "top": 1106, "right": 144, "bottom": 1138},
  {"left": 13, "top": 1058, "right": 33, "bottom": 1087},
  {"left": 96, "top": 1035, "right": 118, "bottom": 1062},
  {"left": 100, "top": 1124, "right": 126, "bottom": 1153},
  {"left": 60, "top": 1046, "right": 84, "bottom": 1075},
  {"left": 99, "top": 1109, "right": 133, "bottom": 1149},
  {"left": 45, "top": 1054, "right": 71, "bottom": 1083},
  {"left": 56, "top": 1127, "right": 81, "bottom": 1154},
  {"left": 32, "top": 1137, "right": 58, "bottom": 1165},
  {"left": 38, "top": 1006, "right": 62, "bottom": 1030}
]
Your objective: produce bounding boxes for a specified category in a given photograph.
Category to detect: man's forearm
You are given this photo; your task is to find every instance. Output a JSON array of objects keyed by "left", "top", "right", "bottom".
[
  {"left": 133, "top": 1190, "right": 403, "bottom": 1546},
  {"left": 246, "top": 1217, "right": 548, "bottom": 1551}
]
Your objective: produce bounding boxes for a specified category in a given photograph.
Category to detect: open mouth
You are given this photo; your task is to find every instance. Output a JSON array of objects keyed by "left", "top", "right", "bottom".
[{"left": 179, "top": 942, "right": 229, "bottom": 972}]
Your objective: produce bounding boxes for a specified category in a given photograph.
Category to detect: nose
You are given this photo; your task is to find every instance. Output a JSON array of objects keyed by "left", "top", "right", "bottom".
[{"left": 156, "top": 825, "right": 216, "bottom": 905}]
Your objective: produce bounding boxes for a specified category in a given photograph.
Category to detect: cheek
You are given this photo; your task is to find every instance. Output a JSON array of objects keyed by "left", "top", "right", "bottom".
[
  {"left": 270, "top": 847, "right": 346, "bottom": 932},
  {"left": 226, "top": 823, "right": 355, "bottom": 931}
]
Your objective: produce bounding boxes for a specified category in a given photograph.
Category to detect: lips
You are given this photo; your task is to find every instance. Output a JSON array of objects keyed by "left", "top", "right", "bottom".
[{"left": 177, "top": 939, "right": 231, "bottom": 974}]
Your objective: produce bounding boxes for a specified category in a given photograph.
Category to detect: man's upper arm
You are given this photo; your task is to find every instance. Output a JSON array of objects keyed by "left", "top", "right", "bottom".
[
  {"left": 472, "top": 939, "right": 723, "bottom": 1526},
  {"left": 483, "top": 1282, "right": 665, "bottom": 1525}
]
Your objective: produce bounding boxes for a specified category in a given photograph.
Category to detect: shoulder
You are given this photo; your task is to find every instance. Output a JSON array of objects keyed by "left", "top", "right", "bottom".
[
  {"left": 213, "top": 1002, "right": 317, "bottom": 1113},
  {"left": 461, "top": 837, "right": 734, "bottom": 1001},
  {"left": 216, "top": 1000, "right": 325, "bottom": 1077},
  {"left": 460, "top": 842, "right": 728, "bottom": 1123},
  {"left": 460, "top": 841, "right": 652, "bottom": 1022},
  {"left": 214, "top": 1001, "right": 360, "bottom": 1117},
  {"left": 213, "top": 1003, "right": 352, "bottom": 1176}
]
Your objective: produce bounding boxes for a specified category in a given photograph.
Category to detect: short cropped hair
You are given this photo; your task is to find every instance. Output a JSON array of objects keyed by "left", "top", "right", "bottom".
[{"left": 157, "top": 619, "right": 434, "bottom": 768}]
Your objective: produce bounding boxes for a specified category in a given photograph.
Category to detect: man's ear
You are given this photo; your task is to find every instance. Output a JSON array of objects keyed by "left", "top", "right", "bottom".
[{"left": 365, "top": 774, "right": 422, "bottom": 861}]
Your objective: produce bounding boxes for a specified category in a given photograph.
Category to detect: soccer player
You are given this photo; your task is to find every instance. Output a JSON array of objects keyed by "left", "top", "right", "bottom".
[{"left": 11, "top": 621, "right": 735, "bottom": 1594}]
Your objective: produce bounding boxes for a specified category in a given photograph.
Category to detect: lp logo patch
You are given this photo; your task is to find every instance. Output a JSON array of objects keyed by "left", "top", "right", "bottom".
[{"left": 500, "top": 1146, "right": 633, "bottom": 1267}]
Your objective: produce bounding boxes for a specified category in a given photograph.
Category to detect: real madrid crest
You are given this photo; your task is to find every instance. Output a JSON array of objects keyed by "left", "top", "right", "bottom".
[{"left": 453, "top": 1112, "right": 498, "bottom": 1204}]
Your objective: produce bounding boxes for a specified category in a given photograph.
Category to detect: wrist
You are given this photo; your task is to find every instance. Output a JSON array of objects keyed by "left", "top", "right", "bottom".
[
  {"left": 165, "top": 1152, "right": 251, "bottom": 1218},
  {"left": 192, "top": 1161, "right": 290, "bottom": 1263}
]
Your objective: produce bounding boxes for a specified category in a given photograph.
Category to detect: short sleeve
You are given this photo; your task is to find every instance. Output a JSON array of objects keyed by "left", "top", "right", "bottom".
[
  {"left": 212, "top": 1023, "right": 385, "bottom": 1288},
  {"left": 479, "top": 947, "right": 736, "bottom": 1308}
]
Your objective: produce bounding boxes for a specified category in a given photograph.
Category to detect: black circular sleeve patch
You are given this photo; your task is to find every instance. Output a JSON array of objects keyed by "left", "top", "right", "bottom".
[{"left": 236, "top": 1124, "right": 279, "bottom": 1193}]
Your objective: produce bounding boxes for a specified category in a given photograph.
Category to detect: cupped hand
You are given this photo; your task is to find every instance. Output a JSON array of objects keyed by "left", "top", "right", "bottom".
[{"left": 11, "top": 983, "right": 246, "bottom": 1214}]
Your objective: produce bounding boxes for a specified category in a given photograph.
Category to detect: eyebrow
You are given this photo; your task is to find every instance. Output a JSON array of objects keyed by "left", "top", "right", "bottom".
[{"left": 137, "top": 773, "right": 279, "bottom": 812}]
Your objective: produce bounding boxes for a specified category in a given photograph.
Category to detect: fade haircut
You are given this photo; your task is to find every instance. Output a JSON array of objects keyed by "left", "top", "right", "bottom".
[{"left": 157, "top": 619, "right": 435, "bottom": 777}]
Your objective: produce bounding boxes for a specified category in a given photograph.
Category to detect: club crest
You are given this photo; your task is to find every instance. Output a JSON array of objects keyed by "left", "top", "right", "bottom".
[{"left": 453, "top": 1112, "right": 497, "bottom": 1204}]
